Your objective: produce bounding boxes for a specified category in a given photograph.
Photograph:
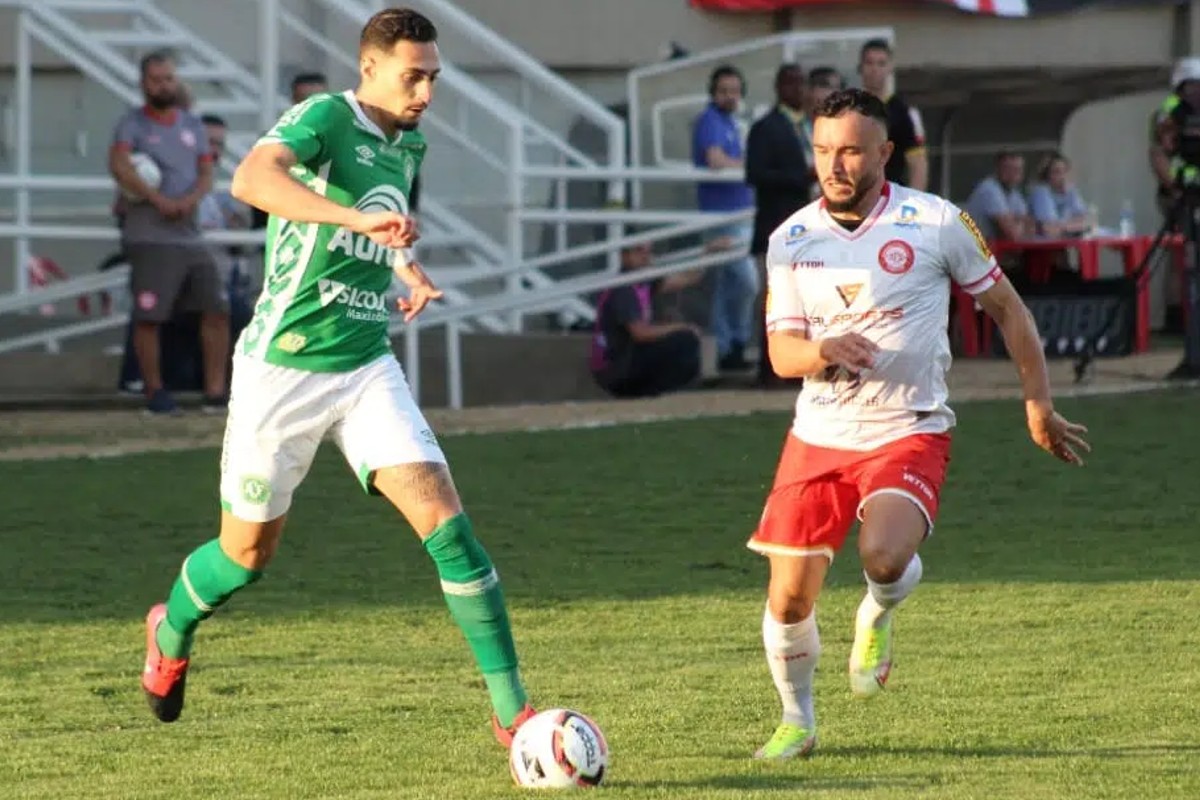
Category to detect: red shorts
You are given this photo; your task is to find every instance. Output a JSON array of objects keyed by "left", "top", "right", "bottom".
[{"left": 748, "top": 432, "right": 952, "bottom": 560}]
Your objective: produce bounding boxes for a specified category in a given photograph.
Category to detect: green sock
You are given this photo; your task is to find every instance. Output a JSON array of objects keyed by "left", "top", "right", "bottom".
[
  {"left": 424, "top": 513, "right": 528, "bottom": 726},
  {"left": 156, "top": 539, "right": 262, "bottom": 659}
]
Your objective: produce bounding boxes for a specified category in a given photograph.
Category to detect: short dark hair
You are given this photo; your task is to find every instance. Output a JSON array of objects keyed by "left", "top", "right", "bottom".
[
  {"left": 708, "top": 65, "right": 745, "bottom": 97},
  {"left": 139, "top": 50, "right": 174, "bottom": 77},
  {"left": 774, "top": 63, "right": 804, "bottom": 87},
  {"left": 199, "top": 114, "right": 227, "bottom": 128},
  {"left": 814, "top": 88, "right": 889, "bottom": 127},
  {"left": 859, "top": 38, "right": 892, "bottom": 62},
  {"left": 291, "top": 71, "right": 328, "bottom": 88},
  {"left": 808, "top": 66, "right": 843, "bottom": 89},
  {"left": 360, "top": 7, "right": 438, "bottom": 53},
  {"left": 995, "top": 149, "right": 1022, "bottom": 164}
]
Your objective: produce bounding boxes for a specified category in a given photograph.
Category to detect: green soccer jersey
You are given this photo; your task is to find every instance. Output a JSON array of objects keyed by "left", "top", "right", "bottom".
[{"left": 238, "top": 90, "right": 426, "bottom": 372}]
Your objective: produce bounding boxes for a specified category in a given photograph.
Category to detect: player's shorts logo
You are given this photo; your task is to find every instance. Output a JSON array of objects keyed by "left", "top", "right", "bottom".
[
  {"left": 878, "top": 239, "right": 915, "bottom": 275},
  {"left": 240, "top": 476, "right": 272, "bottom": 505}
]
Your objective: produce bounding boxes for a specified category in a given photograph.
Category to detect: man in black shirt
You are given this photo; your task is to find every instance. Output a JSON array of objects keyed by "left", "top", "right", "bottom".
[
  {"left": 859, "top": 39, "right": 927, "bottom": 191},
  {"left": 590, "top": 242, "right": 704, "bottom": 398}
]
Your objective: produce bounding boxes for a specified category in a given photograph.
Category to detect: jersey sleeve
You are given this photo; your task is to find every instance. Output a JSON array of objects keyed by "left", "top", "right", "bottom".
[
  {"left": 940, "top": 203, "right": 1002, "bottom": 295},
  {"left": 255, "top": 96, "right": 338, "bottom": 166},
  {"left": 764, "top": 240, "right": 806, "bottom": 336},
  {"left": 111, "top": 112, "right": 138, "bottom": 152}
]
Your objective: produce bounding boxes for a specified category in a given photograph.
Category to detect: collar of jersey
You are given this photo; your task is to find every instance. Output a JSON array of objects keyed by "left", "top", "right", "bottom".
[{"left": 343, "top": 90, "right": 407, "bottom": 146}]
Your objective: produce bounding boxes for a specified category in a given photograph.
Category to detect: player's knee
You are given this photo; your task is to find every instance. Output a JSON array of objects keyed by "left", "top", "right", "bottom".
[
  {"left": 767, "top": 582, "right": 816, "bottom": 623},
  {"left": 218, "top": 513, "right": 285, "bottom": 570},
  {"left": 372, "top": 462, "right": 463, "bottom": 537},
  {"left": 859, "top": 547, "right": 909, "bottom": 585}
]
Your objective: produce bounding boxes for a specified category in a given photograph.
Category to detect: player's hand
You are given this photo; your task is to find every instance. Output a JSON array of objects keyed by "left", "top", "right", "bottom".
[
  {"left": 395, "top": 260, "right": 444, "bottom": 322},
  {"left": 1026, "top": 400, "right": 1090, "bottom": 466},
  {"left": 818, "top": 333, "right": 879, "bottom": 373},
  {"left": 352, "top": 211, "right": 420, "bottom": 249}
]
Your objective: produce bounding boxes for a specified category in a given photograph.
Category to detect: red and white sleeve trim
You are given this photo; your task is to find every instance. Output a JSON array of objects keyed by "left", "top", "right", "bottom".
[{"left": 959, "top": 264, "right": 1002, "bottom": 295}]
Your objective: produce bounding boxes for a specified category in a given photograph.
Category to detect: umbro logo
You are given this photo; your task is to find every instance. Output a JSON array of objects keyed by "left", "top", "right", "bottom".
[
  {"left": 318, "top": 278, "right": 347, "bottom": 307},
  {"left": 355, "top": 144, "right": 375, "bottom": 166}
]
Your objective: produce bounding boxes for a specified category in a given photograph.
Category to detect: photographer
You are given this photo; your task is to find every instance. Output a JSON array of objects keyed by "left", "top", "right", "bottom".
[{"left": 1151, "top": 57, "right": 1200, "bottom": 378}]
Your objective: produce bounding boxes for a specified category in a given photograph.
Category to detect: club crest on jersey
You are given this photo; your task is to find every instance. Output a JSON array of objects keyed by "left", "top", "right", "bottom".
[
  {"left": 958, "top": 209, "right": 994, "bottom": 261},
  {"left": 896, "top": 204, "right": 920, "bottom": 228},
  {"left": 878, "top": 239, "right": 915, "bottom": 275},
  {"left": 836, "top": 283, "right": 864, "bottom": 308}
]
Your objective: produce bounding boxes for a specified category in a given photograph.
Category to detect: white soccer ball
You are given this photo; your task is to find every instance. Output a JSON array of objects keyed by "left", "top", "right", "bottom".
[
  {"left": 509, "top": 708, "right": 609, "bottom": 789},
  {"left": 124, "top": 152, "right": 162, "bottom": 199}
]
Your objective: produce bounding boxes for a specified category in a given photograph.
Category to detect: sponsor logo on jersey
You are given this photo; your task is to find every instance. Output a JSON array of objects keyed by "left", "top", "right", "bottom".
[
  {"left": 804, "top": 307, "right": 904, "bottom": 327},
  {"left": 896, "top": 204, "right": 920, "bottom": 228},
  {"left": 878, "top": 239, "right": 916, "bottom": 275},
  {"left": 355, "top": 144, "right": 375, "bottom": 167},
  {"left": 317, "top": 278, "right": 389, "bottom": 322},
  {"left": 835, "top": 283, "right": 864, "bottom": 308},
  {"left": 793, "top": 259, "right": 825, "bottom": 269},
  {"left": 957, "top": 209, "right": 994, "bottom": 261},
  {"left": 784, "top": 223, "right": 807, "bottom": 244},
  {"left": 326, "top": 184, "right": 411, "bottom": 267}
]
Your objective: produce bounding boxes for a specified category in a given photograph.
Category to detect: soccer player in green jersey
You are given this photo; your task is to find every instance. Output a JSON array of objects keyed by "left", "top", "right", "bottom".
[{"left": 140, "top": 7, "right": 537, "bottom": 748}]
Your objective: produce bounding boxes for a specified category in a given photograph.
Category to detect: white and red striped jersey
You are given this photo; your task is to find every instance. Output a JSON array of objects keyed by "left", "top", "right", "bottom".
[{"left": 765, "top": 182, "right": 1002, "bottom": 451}]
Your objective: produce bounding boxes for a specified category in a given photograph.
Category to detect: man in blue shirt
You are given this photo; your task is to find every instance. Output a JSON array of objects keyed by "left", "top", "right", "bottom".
[{"left": 693, "top": 65, "right": 757, "bottom": 371}]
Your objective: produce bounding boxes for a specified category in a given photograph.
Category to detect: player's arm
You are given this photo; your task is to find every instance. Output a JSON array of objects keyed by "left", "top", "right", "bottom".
[
  {"left": 232, "top": 100, "right": 415, "bottom": 246},
  {"left": 945, "top": 206, "right": 1089, "bottom": 464},
  {"left": 764, "top": 254, "right": 876, "bottom": 377},
  {"left": 231, "top": 143, "right": 358, "bottom": 228}
]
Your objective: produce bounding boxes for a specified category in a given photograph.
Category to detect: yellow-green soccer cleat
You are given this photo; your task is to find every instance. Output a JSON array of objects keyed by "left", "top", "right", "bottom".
[
  {"left": 849, "top": 612, "right": 893, "bottom": 697},
  {"left": 753, "top": 722, "right": 817, "bottom": 760}
]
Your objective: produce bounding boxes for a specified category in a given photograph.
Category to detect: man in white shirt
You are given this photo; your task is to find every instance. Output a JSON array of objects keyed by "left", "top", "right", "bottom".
[{"left": 748, "top": 89, "right": 1090, "bottom": 760}]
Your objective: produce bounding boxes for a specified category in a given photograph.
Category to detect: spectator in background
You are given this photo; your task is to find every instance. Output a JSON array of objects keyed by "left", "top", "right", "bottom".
[
  {"left": 291, "top": 71, "right": 328, "bottom": 103},
  {"left": 1027, "top": 152, "right": 1091, "bottom": 237},
  {"left": 108, "top": 51, "right": 229, "bottom": 415},
  {"left": 692, "top": 64, "right": 758, "bottom": 371},
  {"left": 197, "top": 115, "right": 251, "bottom": 233},
  {"left": 964, "top": 151, "right": 1034, "bottom": 242},
  {"left": 746, "top": 63, "right": 813, "bottom": 387},
  {"left": 198, "top": 114, "right": 255, "bottom": 323},
  {"left": 590, "top": 241, "right": 704, "bottom": 398},
  {"left": 805, "top": 67, "right": 845, "bottom": 200},
  {"left": 858, "top": 38, "right": 927, "bottom": 191}
]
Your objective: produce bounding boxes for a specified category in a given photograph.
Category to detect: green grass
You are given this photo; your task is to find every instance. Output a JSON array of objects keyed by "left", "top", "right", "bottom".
[{"left": 2, "top": 390, "right": 1200, "bottom": 799}]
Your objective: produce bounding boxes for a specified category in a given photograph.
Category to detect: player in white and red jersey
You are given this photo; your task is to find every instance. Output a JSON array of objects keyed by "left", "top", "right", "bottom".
[{"left": 748, "top": 89, "right": 1090, "bottom": 760}]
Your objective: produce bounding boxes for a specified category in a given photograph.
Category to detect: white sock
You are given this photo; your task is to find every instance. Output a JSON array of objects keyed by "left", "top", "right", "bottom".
[
  {"left": 857, "top": 553, "right": 923, "bottom": 630},
  {"left": 762, "top": 605, "right": 820, "bottom": 730}
]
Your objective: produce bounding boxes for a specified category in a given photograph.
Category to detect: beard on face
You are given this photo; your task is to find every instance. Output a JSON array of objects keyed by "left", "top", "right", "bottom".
[
  {"left": 821, "top": 167, "right": 880, "bottom": 213},
  {"left": 146, "top": 90, "right": 176, "bottom": 110}
]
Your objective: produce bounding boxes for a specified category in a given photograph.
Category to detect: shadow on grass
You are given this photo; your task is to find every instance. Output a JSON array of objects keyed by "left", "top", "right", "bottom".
[{"left": 1, "top": 390, "right": 1199, "bottom": 623}]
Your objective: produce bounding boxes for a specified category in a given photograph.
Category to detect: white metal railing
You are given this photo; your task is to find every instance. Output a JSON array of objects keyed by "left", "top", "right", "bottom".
[
  {"left": 398, "top": 217, "right": 753, "bottom": 409},
  {"left": 0, "top": 0, "right": 791, "bottom": 409}
]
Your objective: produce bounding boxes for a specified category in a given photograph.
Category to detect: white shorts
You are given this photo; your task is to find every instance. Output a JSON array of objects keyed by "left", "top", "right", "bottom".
[{"left": 219, "top": 353, "right": 446, "bottom": 522}]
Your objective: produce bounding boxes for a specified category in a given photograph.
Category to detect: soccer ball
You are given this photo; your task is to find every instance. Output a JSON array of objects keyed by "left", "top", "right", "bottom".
[
  {"left": 124, "top": 152, "right": 162, "bottom": 199},
  {"left": 509, "top": 709, "right": 608, "bottom": 789}
]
